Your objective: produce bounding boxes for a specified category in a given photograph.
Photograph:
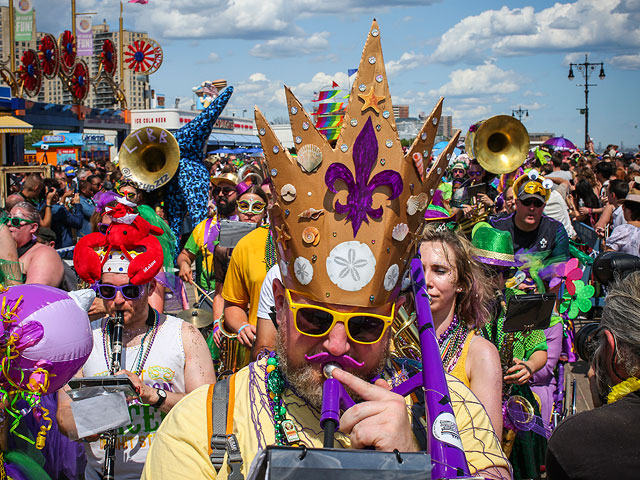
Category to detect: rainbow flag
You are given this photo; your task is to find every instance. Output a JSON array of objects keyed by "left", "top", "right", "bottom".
[
  {"left": 313, "top": 90, "right": 342, "bottom": 102},
  {"left": 318, "top": 127, "right": 340, "bottom": 141},
  {"left": 315, "top": 115, "right": 343, "bottom": 129},
  {"left": 313, "top": 102, "right": 344, "bottom": 115}
]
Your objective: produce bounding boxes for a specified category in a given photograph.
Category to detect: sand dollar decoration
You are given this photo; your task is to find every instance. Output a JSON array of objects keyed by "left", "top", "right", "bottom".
[
  {"left": 326, "top": 241, "right": 376, "bottom": 292},
  {"left": 384, "top": 264, "right": 400, "bottom": 291},
  {"left": 294, "top": 257, "right": 313, "bottom": 285},
  {"left": 297, "top": 144, "right": 323, "bottom": 173}
]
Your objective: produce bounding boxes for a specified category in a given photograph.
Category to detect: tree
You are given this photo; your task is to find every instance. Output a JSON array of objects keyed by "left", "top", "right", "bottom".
[{"left": 23, "top": 129, "right": 52, "bottom": 150}]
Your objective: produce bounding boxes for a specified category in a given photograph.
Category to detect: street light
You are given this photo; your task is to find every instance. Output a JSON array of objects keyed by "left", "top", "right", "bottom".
[
  {"left": 511, "top": 106, "right": 529, "bottom": 122},
  {"left": 568, "top": 54, "right": 605, "bottom": 150}
]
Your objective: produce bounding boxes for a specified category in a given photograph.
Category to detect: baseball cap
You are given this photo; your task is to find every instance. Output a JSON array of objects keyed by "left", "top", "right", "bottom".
[
  {"left": 64, "top": 165, "right": 77, "bottom": 177},
  {"left": 210, "top": 172, "right": 239, "bottom": 187}
]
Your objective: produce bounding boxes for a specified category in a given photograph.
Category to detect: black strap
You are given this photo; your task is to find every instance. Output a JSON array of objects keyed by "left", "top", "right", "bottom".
[{"left": 209, "top": 378, "right": 244, "bottom": 480}]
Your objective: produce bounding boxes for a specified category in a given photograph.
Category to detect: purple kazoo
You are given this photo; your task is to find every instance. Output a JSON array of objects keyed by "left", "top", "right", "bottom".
[{"left": 320, "top": 363, "right": 356, "bottom": 447}]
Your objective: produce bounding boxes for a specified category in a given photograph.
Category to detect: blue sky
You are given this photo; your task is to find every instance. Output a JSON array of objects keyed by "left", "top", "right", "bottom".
[{"left": 19, "top": 0, "right": 640, "bottom": 150}]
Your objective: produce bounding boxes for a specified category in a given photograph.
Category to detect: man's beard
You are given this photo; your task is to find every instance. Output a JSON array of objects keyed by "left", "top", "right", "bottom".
[
  {"left": 274, "top": 329, "right": 390, "bottom": 410},
  {"left": 217, "top": 199, "right": 236, "bottom": 217}
]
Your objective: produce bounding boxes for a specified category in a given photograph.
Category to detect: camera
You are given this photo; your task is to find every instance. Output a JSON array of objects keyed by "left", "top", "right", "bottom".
[{"left": 575, "top": 322, "right": 600, "bottom": 363}]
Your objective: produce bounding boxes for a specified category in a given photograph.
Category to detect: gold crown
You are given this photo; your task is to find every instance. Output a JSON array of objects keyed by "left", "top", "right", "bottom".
[{"left": 255, "top": 20, "right": 460, "bottom": 308}]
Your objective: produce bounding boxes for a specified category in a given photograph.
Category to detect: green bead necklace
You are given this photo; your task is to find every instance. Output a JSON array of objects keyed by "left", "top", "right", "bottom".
[{"left": 265, "top": 352, "right": 300, "bottom": 446}]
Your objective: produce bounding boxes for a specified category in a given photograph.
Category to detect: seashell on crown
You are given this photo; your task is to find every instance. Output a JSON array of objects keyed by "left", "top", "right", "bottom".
[{"left": 254, "top": 19, "right": 460, "bottom": 308}]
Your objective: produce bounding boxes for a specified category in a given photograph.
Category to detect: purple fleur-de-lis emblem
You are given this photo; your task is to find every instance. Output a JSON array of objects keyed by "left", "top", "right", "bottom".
[{"left": 325, "top": 117, "right": 403, "bottom": 236}]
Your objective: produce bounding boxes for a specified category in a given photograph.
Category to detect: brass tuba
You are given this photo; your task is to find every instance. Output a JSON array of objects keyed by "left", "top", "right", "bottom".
[
  {"left": 118, "top": 126, "right": 180, "bottom": 191},
  {"left": 465, "top": 115, "right": 529, "bottom": 175}
]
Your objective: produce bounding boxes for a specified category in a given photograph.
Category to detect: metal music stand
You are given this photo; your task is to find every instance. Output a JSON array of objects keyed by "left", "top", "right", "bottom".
[{"left": 247, "top": 446, "right": 431, "bottom": 480}]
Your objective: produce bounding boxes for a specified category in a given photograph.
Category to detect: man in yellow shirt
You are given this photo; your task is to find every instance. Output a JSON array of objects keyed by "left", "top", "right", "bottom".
[
  {"left": 177, "top": 173, "right": 239, "bottom": 294},
  {"left": 143, "top": 20, "right": 510, "bottom": 480}
]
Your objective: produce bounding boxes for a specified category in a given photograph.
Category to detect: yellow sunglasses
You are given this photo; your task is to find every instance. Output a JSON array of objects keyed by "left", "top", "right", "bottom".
[{"left": 285, "top": 289, "right": 395, "bottom": 345}]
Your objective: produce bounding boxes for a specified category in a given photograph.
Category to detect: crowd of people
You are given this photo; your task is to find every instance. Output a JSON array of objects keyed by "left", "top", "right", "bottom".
[{"left": 1, "top": 21, "right": 640, "bottom": 480}]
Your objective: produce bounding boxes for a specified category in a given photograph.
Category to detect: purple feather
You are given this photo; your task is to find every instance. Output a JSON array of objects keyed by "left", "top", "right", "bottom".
[{"left": 325, "top": 117, "right": 403, "bottom": 236}]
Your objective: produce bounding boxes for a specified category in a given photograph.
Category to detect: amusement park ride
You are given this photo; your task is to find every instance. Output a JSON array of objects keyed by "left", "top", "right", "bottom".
[{"left": 0, "top": 1, "right": 163, "bottom": 113}]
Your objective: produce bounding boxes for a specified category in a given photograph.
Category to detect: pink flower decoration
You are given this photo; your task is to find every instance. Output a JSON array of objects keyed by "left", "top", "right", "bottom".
[{"left": 549, "top": 258, "right": 582, "bottom": 295}]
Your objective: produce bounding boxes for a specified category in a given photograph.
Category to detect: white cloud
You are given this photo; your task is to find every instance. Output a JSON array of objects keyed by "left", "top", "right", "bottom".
[
  {"left": 250, "top": 32, "right": 330, "bottom": 58},
  {"left": 429, "top": 62, "right": 522, "bottom": 97},
  {"left": 432, "top": 0, "right": 640, "bottom": 64},
  {"left": 385, "top": 52, "right": 428, "bottom": 76},
  {"left": 609, "top": 53, "right": 640, "bottom": 70},
  {"left": 30, "top": 0, "right": 438, "bottom": 41},
  {"left": 197, "top": 52, "right": 220, "bottom": 64}
]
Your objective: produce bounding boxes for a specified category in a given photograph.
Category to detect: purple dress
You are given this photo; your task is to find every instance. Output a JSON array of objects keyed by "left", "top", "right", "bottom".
[{"left": 530, "top": 322, "right": 563, "bottom": 427}]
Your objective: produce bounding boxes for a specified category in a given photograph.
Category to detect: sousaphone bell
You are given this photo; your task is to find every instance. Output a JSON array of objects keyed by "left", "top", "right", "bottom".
[
  {"left": 118, "top": 126, "right": 180, "bottom": 191},
  {"left": 465, "top": 115, "right": 529, "bottom": 174}
]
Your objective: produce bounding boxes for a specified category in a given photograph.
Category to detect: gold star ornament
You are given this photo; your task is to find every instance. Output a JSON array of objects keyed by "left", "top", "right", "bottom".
[{"left": 358, "top": 86, "right": 385, "bottom": 114}]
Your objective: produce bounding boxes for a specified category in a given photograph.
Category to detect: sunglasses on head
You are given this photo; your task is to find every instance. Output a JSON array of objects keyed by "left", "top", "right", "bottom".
[
  {"left": 92, "top": 283, "right": 144, "bottom": 300},
  {"left": 237, "top": 198, "right": 266, "bottom": 215},
  {"left": 520, "top": 198, "right": 545, "bottom": 208},
  {"left": 286, "top": 289, "right": 394, "bottom": 345},
  {"left": 213, "top": 186, "right": 236, "bottom": 196},
  {"left": 2, "top": 216, "right": 36, "bottom": 228}
]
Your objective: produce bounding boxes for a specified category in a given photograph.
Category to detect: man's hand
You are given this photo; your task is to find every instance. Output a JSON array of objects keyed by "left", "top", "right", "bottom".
[
  {"left": 237, "top": 323, "right": 256, "bottom": 347},
  {"left": 213, "top": 326, "right": 222, "bottom": 348},
  {"left": 115, "top": 369, "right": 158, "bottom": 405},
  {"left": 46, "top": 189, "right": 57, "bottom": 205},
  {"left": 72, "top": 193, "right": 81, "bottom": 205},
  {"left": 504, "top": 359, "right": 533, "bottom": 385},
  {"left": 178, "top": 262, "right": 193, "bottom": 284},
  {"left": 332, "top": 368, "right": 417, "bottom": 452},
  {"left": 462, "top": 204, "right": 474, "bottom": 217},
  {"left": 477, "top": 193, "right": 494, "bottom": 208}
]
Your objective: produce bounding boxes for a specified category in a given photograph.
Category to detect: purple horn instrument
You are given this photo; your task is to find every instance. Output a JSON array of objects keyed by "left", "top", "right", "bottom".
[{"left": 318, "top": 255, "right": 470, "bottom": 478}]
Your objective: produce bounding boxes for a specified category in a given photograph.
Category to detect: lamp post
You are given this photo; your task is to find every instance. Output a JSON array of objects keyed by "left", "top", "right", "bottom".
[
  {"left": 511, "top": 106, "right": 529, "bottom": 122},
  {"left": 568, "top": 54, "right": 605, "bottom": 150}
]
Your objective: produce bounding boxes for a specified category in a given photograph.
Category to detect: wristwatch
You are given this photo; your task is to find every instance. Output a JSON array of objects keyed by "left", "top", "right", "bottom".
[{"left": 152, "top": 388, "right": 167, "bottom": 408}]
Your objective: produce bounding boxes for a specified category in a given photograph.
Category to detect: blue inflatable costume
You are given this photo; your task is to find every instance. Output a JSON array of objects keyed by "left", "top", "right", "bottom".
[{"left": 164, "top": 86, "right": 234, "bottom": 255}]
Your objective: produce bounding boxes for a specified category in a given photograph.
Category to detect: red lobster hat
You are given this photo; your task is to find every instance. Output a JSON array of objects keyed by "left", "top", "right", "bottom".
[{"left": 74, "top": 199, "right": 164, "bottom": 285}]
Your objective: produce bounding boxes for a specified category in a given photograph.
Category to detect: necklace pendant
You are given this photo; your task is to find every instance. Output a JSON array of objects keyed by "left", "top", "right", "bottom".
[{"left": 280, "top": 419, "right": 300, "bottom": 444}]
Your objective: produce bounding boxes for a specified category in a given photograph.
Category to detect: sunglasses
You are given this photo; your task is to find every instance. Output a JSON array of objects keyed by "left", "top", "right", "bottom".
[
  {"left": 2, "top": 216, "right": 36, "bottom": 228},
  {"left": 487, "top": 265, "right": 516, "bottom": 277},
  {"left": 97, "top": 223, "right": 110, "bottom": 234},
  {"left": 93, "top": 283, "right": 144, "bottom": 300},
  {"left": 213, "top": 186, "right": 236, "bottom": 196},
  {"left": 286, "top": 289, "right": 394, "bottom": 345},
  {"left": 468, "top": 171, "right": 483, "bottom": 176},
  {"left": 237, "top": 198, "right": 266, "bottom": 215},
  {"left": 520, "top": 198, "right": 545, "bottom": 208}
]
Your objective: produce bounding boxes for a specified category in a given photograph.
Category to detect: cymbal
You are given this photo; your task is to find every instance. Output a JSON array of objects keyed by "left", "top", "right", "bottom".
[{"left": 177, "top": 308, "right": 213, "bottom": 328}]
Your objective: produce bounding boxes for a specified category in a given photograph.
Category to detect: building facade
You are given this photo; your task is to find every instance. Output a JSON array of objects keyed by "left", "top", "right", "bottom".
[{"left": 0, "top": 9, "right": 149, "bottom": 110}]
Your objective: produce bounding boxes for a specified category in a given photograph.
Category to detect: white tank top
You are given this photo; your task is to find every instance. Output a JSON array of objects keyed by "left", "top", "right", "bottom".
[{"left": 82, "top": 314, "right": 186, "bottom": 480}]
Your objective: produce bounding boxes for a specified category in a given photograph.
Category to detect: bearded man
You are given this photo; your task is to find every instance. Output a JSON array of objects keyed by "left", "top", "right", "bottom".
[{"left": 142, "top": 21, "right": 510, "bottom": 480}]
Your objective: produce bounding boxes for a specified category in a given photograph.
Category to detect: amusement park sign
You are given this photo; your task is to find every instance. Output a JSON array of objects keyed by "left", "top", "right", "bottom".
[{"left": 14, "top": 0, "right": 33, "bottom": 42}]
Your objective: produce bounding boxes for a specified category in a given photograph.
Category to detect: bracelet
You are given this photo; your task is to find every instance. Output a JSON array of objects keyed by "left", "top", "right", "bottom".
[
  {"left": 46, "top": 204, "right": 52, "bottom": 208},
  {"left": 213, "top": 318, "right": 221, "bottom": 326},
  {"left": 237, "top": 324, "right": 251, "bottom": 335}
]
